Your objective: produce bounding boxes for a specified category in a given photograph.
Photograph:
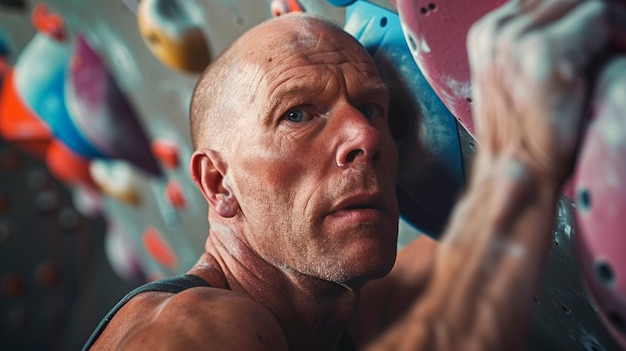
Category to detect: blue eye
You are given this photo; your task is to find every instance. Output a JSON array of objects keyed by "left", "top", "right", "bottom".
[
  {"left": 284, "top": 109, "right": 313, "bottom": 123},
  {"left": 286, "top": 110, "right": 304, "bottom": 122},
  {"left": 359, "top": 104, "right": 382, "bottom": 119}
]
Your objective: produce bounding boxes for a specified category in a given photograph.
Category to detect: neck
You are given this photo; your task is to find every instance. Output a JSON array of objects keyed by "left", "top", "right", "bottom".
[{"left": 192, "top": 226, "right": 360, "bottom": 351}]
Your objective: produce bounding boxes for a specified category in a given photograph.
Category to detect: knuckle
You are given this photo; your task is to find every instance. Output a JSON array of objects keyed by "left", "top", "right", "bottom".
[
  {"left": 468, "top": 2, "right": 516, "bottom": 47},
  {"left": 516, "top": 34, "right": 553, "bottom": 80},
  {"left": 519, "top": 30, "right": 550, "bottom": 54},
  {"left": 467, "top": 16, "right": 494, "bottom": 52},
  {"left": 467, "top": 21, "right": 484, "bottom": 46},
  {"left": 467, "top": 24, "right": 494, "bottom": 69},
  {"left": 468, "top": 2, "right": 529, "bottom": 67}
]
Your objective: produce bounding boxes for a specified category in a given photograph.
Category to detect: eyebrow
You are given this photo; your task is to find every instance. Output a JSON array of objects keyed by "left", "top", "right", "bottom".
[
  {"left": 263, "top": 79, "right": 390, "bottom": 124},
  {"left": 264, "top": 86, "right": 314, "bottom": 125},
  {"left": 355, "top": 80, "right": 390, "bottom": 101}
]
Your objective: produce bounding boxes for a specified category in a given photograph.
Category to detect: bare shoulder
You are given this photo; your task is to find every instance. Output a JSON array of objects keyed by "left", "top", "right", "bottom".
[{"left": 93, "top": 287, "right": 288, "bottom": 351}]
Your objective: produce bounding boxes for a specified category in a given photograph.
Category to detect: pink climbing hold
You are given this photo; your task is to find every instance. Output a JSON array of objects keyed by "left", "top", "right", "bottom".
[
  {"left": 574, "top": 58, "right": 626, "bottom": 349},
  {"left": 396, "top": 0, "right": 506, "bottom": 135}
]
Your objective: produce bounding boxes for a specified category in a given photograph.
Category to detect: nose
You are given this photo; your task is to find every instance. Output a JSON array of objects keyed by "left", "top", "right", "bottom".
[{"left": 334, "top": 104, "right": 384, "bottom": 168}]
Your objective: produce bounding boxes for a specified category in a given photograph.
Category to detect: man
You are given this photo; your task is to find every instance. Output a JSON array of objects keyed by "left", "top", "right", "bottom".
[{"left": 84, "top": 0, "right": 626, "bottom": 350}]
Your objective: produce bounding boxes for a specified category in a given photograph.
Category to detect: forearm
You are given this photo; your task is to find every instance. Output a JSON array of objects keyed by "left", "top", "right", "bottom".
[{"left": 367, "top": 150, "right": 561, "bottom": 351}]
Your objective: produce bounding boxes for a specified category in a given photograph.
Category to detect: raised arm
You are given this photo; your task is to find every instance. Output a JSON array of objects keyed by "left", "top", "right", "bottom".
[{"left": 355, "top": 1, "right": 626, "bottom": 350}]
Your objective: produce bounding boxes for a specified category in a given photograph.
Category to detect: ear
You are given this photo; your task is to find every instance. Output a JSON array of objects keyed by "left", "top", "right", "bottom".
[{"left": 190, "top": 149, "right": 239, "bottom": 218}]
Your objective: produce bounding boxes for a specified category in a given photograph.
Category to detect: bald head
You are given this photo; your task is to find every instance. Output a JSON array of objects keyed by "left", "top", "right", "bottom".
[{"left": 189, "top": 13, "right": 371, "bottom": 154}]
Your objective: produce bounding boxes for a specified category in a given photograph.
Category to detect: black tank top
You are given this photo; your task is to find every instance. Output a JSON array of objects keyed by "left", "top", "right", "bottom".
[
  {"left": 82, "top": 274, "right": 210, "bottom": 350},
  {"left": 82, "top": 274, "right": 357, "bottom": 351}
]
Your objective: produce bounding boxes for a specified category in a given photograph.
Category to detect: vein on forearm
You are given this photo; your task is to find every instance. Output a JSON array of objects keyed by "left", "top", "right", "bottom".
[{"left": 416, "top": 153, "right": 560, "bottom": 350}]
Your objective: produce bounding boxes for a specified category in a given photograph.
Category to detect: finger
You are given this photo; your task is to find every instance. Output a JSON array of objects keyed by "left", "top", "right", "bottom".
[
  {"left": 521, "top": 0, "right": 582, "bottom": 32},
  {"left": 494, "top": 0, "right": 582, "bottom": 46},
  {"left": 467, "top": 1, "right": 526, "bottom": 70},
  {"left": 543, "top": 1, "right": 626, "bottom": 77},
  {"left": 592, "top": 56, "right": 626, "bottom": 116},
  {"left": 469, "top": 0, "right": 583, "bottom": 71}
]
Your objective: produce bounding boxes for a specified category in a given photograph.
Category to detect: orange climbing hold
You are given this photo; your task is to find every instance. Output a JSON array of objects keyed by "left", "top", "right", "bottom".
[
  {"left": 142, "top": 227, "right": 178, "bottom": 270},
  {"left": 46, "top": 140, "right": 97, "bottom": 189},
  {"left": 32, "top": 3, "right": 66, "bottom": 41},
  {"left": 0, "top": 69, "right": 52, "bottom": 159},
  {"left": 151, "top": 140, "right": 180, "bottom": 170},
  {"left": 165, "top": 179, "right": 187, "bottom": 210},
  {"left": 271, "top": 0, "right": 304, "bottom": 17}
]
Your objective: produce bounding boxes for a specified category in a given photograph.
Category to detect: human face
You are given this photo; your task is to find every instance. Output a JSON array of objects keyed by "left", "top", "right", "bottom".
[{"left": 228, "top": 18, "right": 399, "bottom": 285}]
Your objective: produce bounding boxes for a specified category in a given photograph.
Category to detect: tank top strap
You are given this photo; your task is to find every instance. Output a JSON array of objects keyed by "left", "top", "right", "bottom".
[{"left": 82, "top": 274, "right": 210, "bottom": 350}]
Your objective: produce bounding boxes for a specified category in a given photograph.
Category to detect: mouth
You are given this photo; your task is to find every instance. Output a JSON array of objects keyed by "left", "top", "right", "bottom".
[{"left": 328, "top": 193, "right": 387, "bottom": 221}]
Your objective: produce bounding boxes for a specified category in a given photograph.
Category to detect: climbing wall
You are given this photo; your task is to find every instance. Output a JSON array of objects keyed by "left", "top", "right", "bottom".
[
  {"left": 0, "top": 0, "right": 624, "bottom": 350},
  {"left": 0, "top": 137, "right": 142, "bottom": 349}
]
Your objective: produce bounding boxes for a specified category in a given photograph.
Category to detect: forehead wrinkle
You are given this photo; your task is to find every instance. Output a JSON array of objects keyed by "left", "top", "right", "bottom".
[
  {"left": 260, "top": 55, "right": 388, "bottom": 117},
  {"left": 240, "top": 28, "right": 384, "bottom": 124},
  {"left": 296, "top": 46, "right": 369, "bottom": 67},
  {"left": 261, "top": 47, "right": 379, "bottom": 93},
  {"left": 259, "top": 70, "right": 388, "bottom": 129}
]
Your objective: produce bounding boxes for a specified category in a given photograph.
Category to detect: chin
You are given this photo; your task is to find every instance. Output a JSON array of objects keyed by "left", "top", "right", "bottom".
[
  {"left": 337, "top": 261, "right": 395, "bottom": 289},
  {"left": 332, "top": 236, "right": 398, "bottom": 287},
  {"left": 300, "top": 220, "right": 399, "bottom": 285}
]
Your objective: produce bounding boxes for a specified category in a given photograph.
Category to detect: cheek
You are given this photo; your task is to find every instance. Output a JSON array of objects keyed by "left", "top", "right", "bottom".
[
  {"left": 233, "top": 148, "right": 327, "bottom": 258},
  {"left": 241, "top": 132, "right": 329, "bottom": 191},
  {"left": 235, "top": 148, "right": 309, "bottom": 216}
]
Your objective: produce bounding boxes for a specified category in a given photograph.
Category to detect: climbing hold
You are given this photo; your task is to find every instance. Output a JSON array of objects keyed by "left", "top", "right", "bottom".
[
  {"left": 574, "top": 58, "right": 626, "bottom": 349},
  {"left": 90, "top": 159, "right": 142, "bottom": 206},
  {"left": 34, "top": 190, "right": 59, "bottom": 215},
  {"left": 151, "top": 139, "right": 180, "bottom": 170},
  {"left": 31, "top": 3, "right": 66, "bottom": 41},
  {"left": 13, "top": 33, "right": 102, "bottom": 159},
  {"left": 26, "top": 168, "right": 49, "bottom": 190},
  {"left": 0, "top": 69, "right": 53, "bottom": 159},
  {"left": 1, "top": 274, "right": 26, "bottom": 298},
  {"left": 137, "top": 0, "right": 211, "bottom": 73},
  {"left": 164, "top": 179, "right": 186, "bottom": 210},
  {"left": 326, "top": 0, "right": 357, "bottom": 7},
  {"left": 271, "top": 0, "right": 305, "bottom": 17},
  {"left": 105, "top": 221, "right": 145, "bottom": 282},
  {"left": 34, "top": 261, "right": 61, "bottom": 287},
  {"left": 58, "top": 207, "right": 80, "bottom": 232},
  {"left": 395, "top": 0, "right": 506, "bottom": 135},
  {"left": 46, "top": 139, "right": 96, "bottom": 189},
  {"left": 67, "top": 35, "right": 162, "bottom": 176},
  {"left": 142, "top": 226, "right": 178, "bottom": 270}
]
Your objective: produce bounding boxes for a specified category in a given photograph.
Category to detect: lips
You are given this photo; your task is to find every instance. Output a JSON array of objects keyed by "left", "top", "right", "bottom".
[{"left": 329, "top": 193, "right": 387, "bottom": 215}]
